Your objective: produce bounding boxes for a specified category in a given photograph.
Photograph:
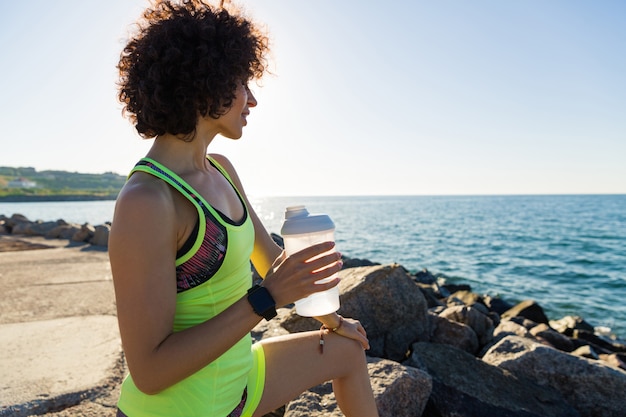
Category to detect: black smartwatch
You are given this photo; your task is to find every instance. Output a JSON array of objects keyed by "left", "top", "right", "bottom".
[{"left": 247, "top": 284, "right": 277, "bottom": 321}]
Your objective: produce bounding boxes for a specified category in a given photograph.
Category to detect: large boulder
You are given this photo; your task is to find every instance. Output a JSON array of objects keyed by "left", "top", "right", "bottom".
[
  {"left": 336, "top": 264, "right": 430, "bottom": 362},
  {"left": 368, "top": 358, "right": 432, "bottom": 417},
  {"left": 281, "top": 264, "right": 430, "bottom": 362},
  {"left": 283, "top": 358, "right": 432, "bottom": 417},
  {"left": 483, "top": 335, "right": 626, "bottom": 417},
  {"left": 405, "top": 342, "right": 579, "bottom": 417}
]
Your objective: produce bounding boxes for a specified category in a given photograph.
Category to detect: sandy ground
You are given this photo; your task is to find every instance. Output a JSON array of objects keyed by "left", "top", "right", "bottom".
[{"left": 0, "top": 234, "right": 125, "bottom": 417}]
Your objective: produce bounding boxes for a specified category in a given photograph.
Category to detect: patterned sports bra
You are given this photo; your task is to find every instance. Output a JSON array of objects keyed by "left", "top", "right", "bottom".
[{"left": 131, "top": 157, "right": 248, "bottom": 293}]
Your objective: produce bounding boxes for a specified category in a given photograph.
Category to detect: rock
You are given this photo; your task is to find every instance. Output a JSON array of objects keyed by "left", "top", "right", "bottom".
[
  {"left": 501, "top": 299, "right": 550, "bottom": 324},
  {"left": 482, "top": 294, "right": 514, "bottom": 315},
  {"left": 494, "top": 318, "right": 532, "bottom": 339},
  {"left": 412, "top": 268, "right": 437, "bottom": 285},
  {"left": 481, "top": 318, "right": 536, "bottom": 356},
  {"left": 283, "top": 387, "right": 336, "bottom": 417},
  {"left": 508, "top": 315, "right": 542, "bottom": 331},
  {"left": 405, "top": 342, "right": 579, "bottom": 417},
  {"left": 483, "top": 335, "right": 626, "bottom": 417},
  {"left": 341, "top": 257, "right": 380, "bottom": 269},
  {"left": 441, "top": 283, "right": 471, "bottom": 294},
  {"left": 71, "top": 223, "right": 95, "bottom": 243},
  {"left": 252, "top": 309, "right": 291, "bottom": 342},
  {"left": 283, "top": 264, "right": 430, "bottom": 362},
  {"left": 12, "top": 220, "right": 60, "bottom": 236},
  {"left": 448, "top": 289, "right": 483, "bottom": 307},
  {"left": 415, "top": 283, "right": 444, "bottom": 308},
  {"left": 368, "top": 357, "right": 432, "bottom": 417},
  {"left": 549, "top": 315, "right": 595, "bottom": 335},
  {"left": 283, "top": 358, "right": 432, "bottom": 417},
  {"left": 332, "top": 264, "right": 430, "bottom": 362},
  {"left": 90, "top": 224, "right": 110, "bottom": 247},
  {"left": 438, "top": 305, "right": 494, "bottom": 347},
  {"left": 599, "top": 353, "right": 626, "bottom": 372},
  {"left": 572, "top": 330, "right": 626, "bottom": 354},
  {"left": 571, "top": 345, "right": 599, "bottom": 360},
  {"left": 529, "top": 323, "right": 575, "bottom": 352},
  {"left": 49, "top": 224, "right": 82, "bottom": 240},
  {"left": 429, "top": 313, "right": 479, "bottom": 354}
]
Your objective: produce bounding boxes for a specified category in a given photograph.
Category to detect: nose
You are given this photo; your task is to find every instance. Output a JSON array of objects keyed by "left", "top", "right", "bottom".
[{"left": 246, "top": 86, "right": 257, "bottom": 107}]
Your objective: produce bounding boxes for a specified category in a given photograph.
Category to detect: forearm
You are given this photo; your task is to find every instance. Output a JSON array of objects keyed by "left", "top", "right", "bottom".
[
  {"left": 315, "top": 312, "right": 343, "bottom": 329},
  {"left": 128, "top": 296, "right": 262, "bottom": 394}
]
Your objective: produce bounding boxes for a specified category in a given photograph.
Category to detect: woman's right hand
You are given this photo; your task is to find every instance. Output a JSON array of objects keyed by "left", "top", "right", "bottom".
[{"left": 261, "top": 242, "right": 342, "bottom": 308}]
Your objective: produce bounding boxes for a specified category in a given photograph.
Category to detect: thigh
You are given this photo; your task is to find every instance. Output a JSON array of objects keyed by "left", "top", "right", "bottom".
[{"left": 252, "top": 330, "right": 366, "bottom": 417}]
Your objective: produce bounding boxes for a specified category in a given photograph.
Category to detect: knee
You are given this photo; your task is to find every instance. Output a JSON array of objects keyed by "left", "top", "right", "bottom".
[{"left": 332, "top": 334, "right": 367, "bottom": 368}]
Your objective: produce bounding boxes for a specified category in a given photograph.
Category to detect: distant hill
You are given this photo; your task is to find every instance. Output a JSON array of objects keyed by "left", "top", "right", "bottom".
[{"left": 0, "top": 166, "right": 126, "bottom": 201}]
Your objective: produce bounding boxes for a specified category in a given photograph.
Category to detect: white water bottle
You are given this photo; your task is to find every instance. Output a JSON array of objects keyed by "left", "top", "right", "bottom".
[{"left": 280, "top": 205, "right": 340, "bottom": 317}]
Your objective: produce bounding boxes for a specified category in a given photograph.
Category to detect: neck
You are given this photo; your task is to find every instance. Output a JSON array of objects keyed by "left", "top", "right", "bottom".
[{"left": 146, "top": 133, "right": 214, "bottom": 175}]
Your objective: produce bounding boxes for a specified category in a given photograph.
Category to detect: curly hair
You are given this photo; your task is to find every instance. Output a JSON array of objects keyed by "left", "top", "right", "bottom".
[{"left": 117, "top": 0, "right": 269, "bottom": 139}]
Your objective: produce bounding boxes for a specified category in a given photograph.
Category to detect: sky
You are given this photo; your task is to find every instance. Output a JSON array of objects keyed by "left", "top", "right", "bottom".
[{"left": 1, "top": 0, "right": 624, "bottom": 197}]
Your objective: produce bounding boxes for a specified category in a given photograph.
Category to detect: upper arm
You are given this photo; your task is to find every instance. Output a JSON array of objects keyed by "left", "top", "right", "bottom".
[
  {"left": 209, "top": 153, "right": 282, "bottom": 277},
  {"left": 109, "top": 177, "right": 179, "bottom": 374}
]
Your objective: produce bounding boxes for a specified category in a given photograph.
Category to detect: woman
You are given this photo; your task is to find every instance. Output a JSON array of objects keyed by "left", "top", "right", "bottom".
[{"left": 109, "top": 1, "right": 379, "bottom": 416}]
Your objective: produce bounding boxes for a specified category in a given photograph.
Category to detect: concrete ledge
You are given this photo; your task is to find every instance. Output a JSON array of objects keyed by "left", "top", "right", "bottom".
[{"left": 0, "top": 316, "right": 122, "bottom": 416}]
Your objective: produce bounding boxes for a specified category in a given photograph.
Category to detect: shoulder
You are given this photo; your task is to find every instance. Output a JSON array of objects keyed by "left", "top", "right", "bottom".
[
  {"left": 117, "top": 172, "right": 175, "bottom": 210},
  {"left": 113, "top": 172, "right": 178, "bottom": 231}
]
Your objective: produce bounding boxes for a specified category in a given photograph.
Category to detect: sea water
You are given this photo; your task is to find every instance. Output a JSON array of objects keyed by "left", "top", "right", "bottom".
[
  {"left": 252, "top": 194, "right": 626, "bottom": 337},
  {"left": 2, "top": 194, "right": 625, "bottom": 337}
]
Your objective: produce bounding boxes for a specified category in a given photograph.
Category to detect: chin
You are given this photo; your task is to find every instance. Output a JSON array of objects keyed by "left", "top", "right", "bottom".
[{"left": 222, "top": 132, "right": 243, "bottom": 140}]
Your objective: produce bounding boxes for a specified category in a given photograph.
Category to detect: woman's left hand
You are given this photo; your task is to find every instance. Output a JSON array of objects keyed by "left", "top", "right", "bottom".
[{"left": 326, "top": 316, "right": 370, "bottom": 350}]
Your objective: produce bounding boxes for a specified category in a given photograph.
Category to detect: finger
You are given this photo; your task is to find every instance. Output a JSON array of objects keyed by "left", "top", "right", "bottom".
[
  {"left": 305, "top": 276, "right": 341, "bottom": 294},
  {"left": 304, "top": 250, "right": 342, "bottom": 269},
  {"left": 289, "top": 241, "right": 336, "bottom": 262}
]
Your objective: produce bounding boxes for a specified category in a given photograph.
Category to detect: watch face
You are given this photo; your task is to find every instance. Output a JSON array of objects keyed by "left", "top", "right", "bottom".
[{"left": 248, "top": 286, "right": 276, "bottom": 320}]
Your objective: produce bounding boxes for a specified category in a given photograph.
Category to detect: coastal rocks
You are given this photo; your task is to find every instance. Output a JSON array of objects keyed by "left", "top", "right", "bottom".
[
  {"left": 283, "top": 358, "right": 432, "bottom": 417},
  {"left": 0, "top": 214, "right": 110, "bottom": 247},
  {"left": 405, "top": 342, "right": 580, "bottom": 417},
  {"left": 483, "top": 336, "right": 626, "bottom": 417},
  {"left": 275, "top": 264, "right": 626, "bottom": 417}
]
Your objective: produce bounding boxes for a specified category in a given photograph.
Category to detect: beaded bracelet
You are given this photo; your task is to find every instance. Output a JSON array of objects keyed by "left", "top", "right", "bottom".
[{"left": 319, "top": 316, "right": 344, "bottom": 354}]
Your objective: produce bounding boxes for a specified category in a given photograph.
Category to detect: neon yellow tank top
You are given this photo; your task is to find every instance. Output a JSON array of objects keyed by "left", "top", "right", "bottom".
[{"left": 117, "top": 157, "right": 255, "bottom": 417}]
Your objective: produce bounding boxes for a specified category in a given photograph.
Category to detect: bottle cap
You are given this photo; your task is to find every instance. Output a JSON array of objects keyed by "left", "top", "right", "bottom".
[{"left": 281, "top": 205, "right": 335, "bottom": 235}]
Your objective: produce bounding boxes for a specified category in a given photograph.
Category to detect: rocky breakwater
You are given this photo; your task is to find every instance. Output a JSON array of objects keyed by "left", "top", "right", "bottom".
[
  {"left": 254, "top": 260, "right": 626, "bottom": 416},
  {"left": 2, "top": 216, "right": 626, "bottom": 417},
  {"left": 0, "top": 214, "right": 111, "bottom": 248}
]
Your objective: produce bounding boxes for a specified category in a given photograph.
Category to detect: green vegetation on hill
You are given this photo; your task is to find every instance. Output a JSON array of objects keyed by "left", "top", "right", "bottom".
[{"left": 0, "top": 166, "right": 126, "bottom": 201}]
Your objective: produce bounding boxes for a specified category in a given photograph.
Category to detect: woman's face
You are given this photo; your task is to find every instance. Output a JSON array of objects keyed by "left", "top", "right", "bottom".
[{"left": 214, "top": 81, "right": 257, "bottom": 139}]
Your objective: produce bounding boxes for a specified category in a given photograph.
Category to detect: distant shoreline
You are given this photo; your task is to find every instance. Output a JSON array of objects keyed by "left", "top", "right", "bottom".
[{"left": 0, "top": 195, "right": 117, "bottom": 203}]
